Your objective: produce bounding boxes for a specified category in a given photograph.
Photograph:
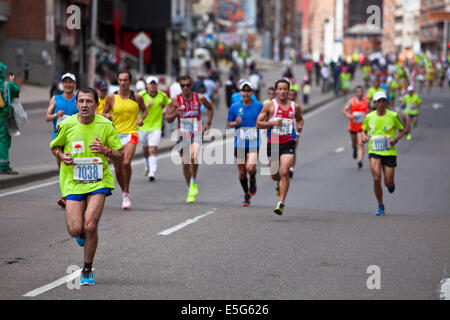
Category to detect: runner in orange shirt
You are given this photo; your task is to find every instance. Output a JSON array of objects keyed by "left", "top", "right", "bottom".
[{"left": 342, "top": 86, "right": 369, "bottom": 169}]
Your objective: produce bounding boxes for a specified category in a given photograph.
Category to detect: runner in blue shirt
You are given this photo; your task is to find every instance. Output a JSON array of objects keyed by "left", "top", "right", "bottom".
[{"left": 227, "top": 80, "right": 263, "bottom": 207}]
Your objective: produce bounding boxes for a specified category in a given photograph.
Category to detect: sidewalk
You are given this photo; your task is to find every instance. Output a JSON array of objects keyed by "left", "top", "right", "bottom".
[{"left": 0, "top": 66, "right": 363, "bottom": 190}]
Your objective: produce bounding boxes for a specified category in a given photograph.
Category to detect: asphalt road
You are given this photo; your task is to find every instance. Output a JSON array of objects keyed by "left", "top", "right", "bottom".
[{"left": 1, "top": 87, "right": 449, "bottom": 300}]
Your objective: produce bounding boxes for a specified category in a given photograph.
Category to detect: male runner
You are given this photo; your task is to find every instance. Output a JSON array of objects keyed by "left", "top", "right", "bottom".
[
  {"left": 138, "top": 76, "right": 171, "bottom": 181},
  {"left": 227, "top": 80, "right": 263, "bottom": 206},
  {"left": 256, "top": 79, "right": 304, "bottom": 215},
  {"left": 366, "top": 79, "right": 384, "bottom": 110},
  {"left": 50, "top": 88, "right": 123, "bottom": 285},
  {"left": 103, "top": 71, "right": 147, "bottom": 210},
  {"left": 362, "top": 91, "right": 404, "bottom": 216},
  {"left": 402, "top": 85, "right": 422, "bottom": 141},
  {"left": 166, "top": 75, "right": 214, "bottom": 203},
  {"left": 94, "top": 79, "right": 109, "bottom": 115},
  {"left": 342, "top": 86, "right": 369, "bottom": 169},
  {"left": 263, "top": 87, "right": 276, "bottom": 105},
  {"left": 46, "top": 73, "right": 78, "bottom": 209}
]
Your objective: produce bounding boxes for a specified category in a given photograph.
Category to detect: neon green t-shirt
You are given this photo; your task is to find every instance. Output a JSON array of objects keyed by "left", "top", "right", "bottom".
[
  {"left": 367, "top": 87, "right": 384, "bottom": 108},
  {"left": 402, "top": 93, "right": 422, "bottom": 115},
  {"left": 138, "top": 90, "right": 171, "bottom": 131},
  {"left": 50, "top": 114, "right": 123, "bottom": 197},
  {"left": 340, "top": 73, "right": 351, "bottom": 89},
  {"left": 362, "top": 109, "right": 404, "bottom": 156}
]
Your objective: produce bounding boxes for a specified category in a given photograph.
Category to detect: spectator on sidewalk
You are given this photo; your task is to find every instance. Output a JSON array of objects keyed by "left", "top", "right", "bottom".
[
  {"left": 0, "top": 63, "right": 20, "bottom": 175},
  {"left": 321, "top": 64, "right": 330, "bottom": 93}
]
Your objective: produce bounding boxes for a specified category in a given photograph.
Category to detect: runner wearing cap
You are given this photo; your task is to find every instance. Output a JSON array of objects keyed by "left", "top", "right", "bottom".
[
  {"left": 227, "top": 80, "right": 263, "bottom": 206},
  {"left": 342, "top": 86, "right": 369, "bottom": 169},
  {"left": 166, "top": 75, "right": 214, "bottom": 203},
  {"left": 94, "top": 79, "right": 109, "bottom": 116},
  {"left": 362, "top": 91, "right": 404, "bottom": 216},
  {"left": 46, "top": 73, "right": 79, "bottom": 209},
  {"left": 50, "top": 87, "right": 124, "bottom": 285},
  {"left": 402, "top": 85, "right": 422, "bottom": 141},
  {"left": 256, "top": 78, "right": 304, "bottom": 215},
  {"left": 103, "top": 71, "right": 148, "bottom": 210},
  {"left": 138, "top": 76, "right": 171, "bottom": 181}
]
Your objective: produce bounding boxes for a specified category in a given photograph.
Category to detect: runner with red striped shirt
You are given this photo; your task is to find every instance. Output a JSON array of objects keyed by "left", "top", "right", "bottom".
[
  {"left": 256, "top": 79, "right": 304, "bottom": 215},
  {"left": 166, "top": 75, "right": 214, "bottom": 203}
]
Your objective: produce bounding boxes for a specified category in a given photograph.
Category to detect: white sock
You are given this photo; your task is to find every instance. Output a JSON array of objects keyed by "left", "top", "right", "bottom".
[
  {"left": 190, "top": 177, "right": 197, "bottom": 184},
  {"left": 149, "top": 156, "right": 158, "bottom": 175}
]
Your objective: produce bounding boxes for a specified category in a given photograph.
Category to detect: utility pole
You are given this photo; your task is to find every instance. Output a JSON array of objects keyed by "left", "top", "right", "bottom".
[
  {"left": 273, "top": 0, "right": 281, "bottom": 61},
  {"left": 87, "top": 0, "right": 98, "bottom": 88},
  {"left": 185, "top": 0, "right": 193, "bottom": 76}
]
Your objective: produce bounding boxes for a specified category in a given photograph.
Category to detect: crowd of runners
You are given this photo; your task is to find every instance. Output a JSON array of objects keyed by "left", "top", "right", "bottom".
[{"left": 46, "top": 50, "right": 448, "bottom": 285}]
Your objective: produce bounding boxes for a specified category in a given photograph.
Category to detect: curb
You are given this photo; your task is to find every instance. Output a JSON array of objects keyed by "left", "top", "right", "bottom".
[{"left": 1, "top": 88, "right": 354, "bottom": 191}]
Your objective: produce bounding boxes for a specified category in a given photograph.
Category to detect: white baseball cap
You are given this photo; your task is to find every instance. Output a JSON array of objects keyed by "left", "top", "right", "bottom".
[
  {"left": 145, "top": 76, "right": 159, "bottom": 84},
  {"left": 407, "top": 85, "right": 415, "bottom": 92},
  {"left": 61, "top": 73, "right": 76, "bottom": 82},
  {"left": 373, "top": 91, "right": 387, "bottom": 102},
  {"left": 239, "top": 80, "right": 254, "bottom": 91}
]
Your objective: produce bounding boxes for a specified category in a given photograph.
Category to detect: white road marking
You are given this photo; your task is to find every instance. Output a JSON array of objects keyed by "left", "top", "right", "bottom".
[
  {"left": 158, "top": 208, "right": 218, "bottom": 236},
  {"left": 23, "top": 268, "right": 82, "bottom": 297},
  {"left": 432, "top": 103, "right": 443, "bottom": 110},
  {"left": 439, "top": 278, "right": 450, "bottom": 300},
  {"left": 335, "top": 147, "right": 345, "bottom": 153},
  {"left": 0, "top": 180, "right": 59, "bottom": 198}
]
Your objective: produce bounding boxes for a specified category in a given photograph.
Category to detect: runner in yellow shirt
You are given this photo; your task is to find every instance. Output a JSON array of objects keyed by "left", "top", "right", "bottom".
[
  {"left": 103, "top": 71, "right": 147, "bottom": 210},
  {"left": 50, "top": 87, "right": 123, "bottom": 285},
  {"left": 362, "top": 91, "right": 404, "bottom": 216},
  {"left": 94, "top": 79, "right": 109, "bottom": 115}
]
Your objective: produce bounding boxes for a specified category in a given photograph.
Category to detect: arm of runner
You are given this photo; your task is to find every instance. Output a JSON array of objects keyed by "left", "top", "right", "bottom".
[
  {"left": 165, "top": 98, "right": 181, "bottom": 123},
  {"left": 200, "top": 94, "right": 214, "bottom": 132},
  {"left": 88, "top": 137, "right": 124, "bottom": 162},
  {"left": 342, "top": 99, "right": 353, "bottom": 119},
  {"left": 51, "top": 146, "right": 73, "bottom": 166},
  {"left": 256, "top": 101, "right": 281, "bottom": 129},
  {"left": 45, "top": 97, "right": 61, "bottom": 122},
  {"left": 295, "top": 103, "right": 304, "bottom": 133},
  {"left": 102, "top": 94, "right": 114, "bottom": 121},
  {"left": 136, "top": 92, "right": 147, "bottom": 126}
]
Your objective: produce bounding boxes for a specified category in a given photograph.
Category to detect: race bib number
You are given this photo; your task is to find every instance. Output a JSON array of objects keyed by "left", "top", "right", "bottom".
[
  {"left": 73, "top": 157, "right": 103, "bottom": 183},
  {"left": 180, "top": 118, "right": 199, "bottom": 135},
  {"left": 353, "top": 112, "right": 365, "bottom": 124},
  {"left": 118, "top": 133, "right": 132, "bottom": 146},
  {"left": 273, "top": 118, "right": 293, "bottom": 136},
  {"left": 239, "top": 127, "right": 258, "bottom": 141},
  {"left": 56, "top": 115, "right": 69, "bottom": 126},
  {"left": 371, "top": 135, "right": 390, "bottom": 151}
]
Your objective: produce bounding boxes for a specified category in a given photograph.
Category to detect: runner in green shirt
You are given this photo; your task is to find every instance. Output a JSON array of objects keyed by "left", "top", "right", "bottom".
[
  {"left": 366, "top": 79, "right": 384, "bottom": 110},
  {"left": 138, "top": 76, "right": 171, "bottom": 181},
  {"left": 50, "top": 88, "right": 123, "bottom": 286},
  {"left": 402, "top": 85, "right": 422, "bottom": 141},
  {"left": 362, "top": 91, "right": 404, "bottom": 216}
]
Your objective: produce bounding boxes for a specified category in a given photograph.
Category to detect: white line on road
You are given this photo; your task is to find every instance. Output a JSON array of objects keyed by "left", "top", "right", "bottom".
[
  {"left": 439, "top": 278, "right": 450, "bottom": 300},
  {"left": 23, "top": 268, "right": 82, "bottom": 297},
  {"left": 158, "top": 208, "right": 218, "bottom": 236},
  {"left": 0, "top": 180, "right": 59, "bottom": 198},
  {"left": 335, "top": 147, "right": 345, "bottom": 153}
]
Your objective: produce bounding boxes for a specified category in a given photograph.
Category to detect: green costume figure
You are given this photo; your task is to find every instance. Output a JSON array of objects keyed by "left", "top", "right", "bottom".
[{"left": 0, "top": 62, "right": 21, "bottom": 174}]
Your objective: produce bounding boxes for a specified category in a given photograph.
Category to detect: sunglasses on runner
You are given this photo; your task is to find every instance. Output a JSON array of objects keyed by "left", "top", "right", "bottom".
[{"left": 180, "top": 83, "right": 192, "bottom": 88}]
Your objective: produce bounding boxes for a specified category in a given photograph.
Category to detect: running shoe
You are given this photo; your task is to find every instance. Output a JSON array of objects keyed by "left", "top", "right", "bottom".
[
  {"left": 374, "top": 205, "right": 385, "bottom": 216},
  {"left": 80, "top": 269, "right": 95, "bottom": 286},
  {"left": 189, "top": 182, "right": 198, "bottom": 196},
  {"left": 406, "top": 133, "right": 412, "bottom": 141},
  {"left": 249, "top": 181, "right": 257, "bottom": 196},
  {"left": 275, "top": 182, "right": 280, "bottom": 197},
  {"left": 186, "top": 192, "right": 196, "bottom": 203},
  {"left": 121, "top": 192, "right": 132, "bottom": 210},
  {"left": 387, "top": 184, "right": 395, "bottom": 194},
  {"left": 242, "top": 194, "right": 251, "bottom": 207},
  {"left": 75, "top": 232, "right": 85, "bottom": 247},
  {"left": 57, "top": 197, "right": 66, "bottom": 209},
  {"left": 289, "top": 167, "right": 294, "bottom": 178},
  {"left": 148, "top": 173, "right": 156, "bottom": 182},
  {"left": 274, "top": 202, "right": 284, "bottom": 215},
  {"left": 358, "top": 161, "right": 363, "bottom": 169}
]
